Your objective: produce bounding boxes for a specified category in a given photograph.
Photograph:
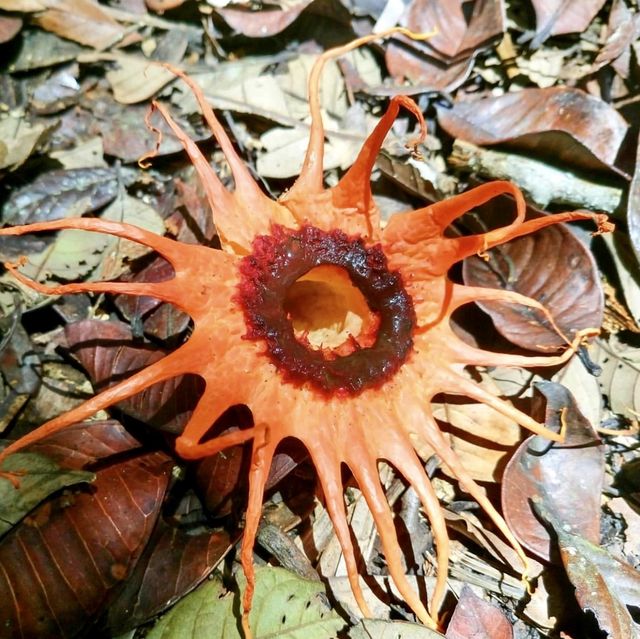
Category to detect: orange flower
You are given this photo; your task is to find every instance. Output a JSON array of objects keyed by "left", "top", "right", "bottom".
[{"left": 0, "top": 29, "right": 610, "bottom": 635}]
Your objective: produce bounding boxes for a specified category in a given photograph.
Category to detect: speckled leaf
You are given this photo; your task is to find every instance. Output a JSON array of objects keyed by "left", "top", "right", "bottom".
[
  {"left": 0, "top": 451, "right": 94, "bottom": 537},
  {"left": 437, "top": 87, "right": 628, "bottom": 175},
  {"left": 445, "top": 585, "right": 512, "bottom": 639},
  {"left": 1, "top": 167, "right": 122, "bottom": 226},
  {"left": 502, "top": 382, "right": 604, "bottom": 561},
  {"left": 537, "top": 504, "right": 640, "bottom": 638},
  {"left": 147, "top": 566, "right": 345, "bottom": 639},
  {"left": 463, "top": 217, "right": 603, "bottom": 352}
]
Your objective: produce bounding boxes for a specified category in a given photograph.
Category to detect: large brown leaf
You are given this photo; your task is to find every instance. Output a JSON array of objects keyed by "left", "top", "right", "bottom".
[
  {"left": 463, "top": 214, "right": 603, "bottom": 352},
  {"left": 64, "top": 319, "right": 202, "bottom": 434},
  {"left": 0, "top": 423, "right": 172, "bottom": 639},
  {"left": 107, "top": 515, "right": 233, "bottom": 633},
  {"left": 385, "top": 0, "right": 504, "bottom": 89},
  {"left": 217, "top": 0, "right": 313, "bottom": 37},
  {"left": 501, "top": 382, "right": 603, "bottom": 561},
  {"left": 437, "top": 87, "right": 629, "bottom": 175}
]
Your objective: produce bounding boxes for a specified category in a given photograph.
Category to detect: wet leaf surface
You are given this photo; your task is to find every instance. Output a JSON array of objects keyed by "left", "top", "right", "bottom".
[
  {"left": 463, "top": 214, "right": 604, "bottom": 352},
  {"left": 502, "top": 381, "right": 604, "bottom": 561}
]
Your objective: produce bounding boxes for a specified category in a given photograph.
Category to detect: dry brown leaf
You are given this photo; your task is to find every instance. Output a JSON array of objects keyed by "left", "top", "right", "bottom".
[
  {"left": 217, "top": 0, "right": 313, "bottom": 37},
  {"left": 437, "top": 87, "right": 628, "bottom": 174},
  {"left": 502, "top": 382, "right": 603, "bottom": 561},
  {"left": 33, "top": 0, "right": 126, "bottom": 50},
  {"left": 530, "top": 0, "right": 607, "bottom": 45},
  {"left": 105, "top": 56, "right": 177, "bottom": 104},
  {"left": 0, "top": 15, "right": 22, "bottom": 43},
  {"left": 445, "top": 585, "right": 512, "bottom": 639}
]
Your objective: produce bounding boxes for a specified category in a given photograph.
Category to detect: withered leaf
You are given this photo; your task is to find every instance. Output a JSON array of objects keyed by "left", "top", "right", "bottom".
[
  {"left": 218, "top": 0, "right": 314, "bottom": 37},
  {"left": 437, "top": 87, "right": 629, "bottom": 175},
  {"left": 537, "top": 504, "right": 640, "bottom": 638},
  {"left": 1, "top": 167, "right": 126, "bottom": 227},
  {"left": 0, "top": 440, "right": 171, "bottom": 638},
  {"left": 463, "top": 214, "right": 604, "bottom": 352},
  {"left": 7, "top": 28, "right": 87, "bottom": 72},
  {"left": 107, "top": 517, "right": 232, "bottom": 633},
  {"left": 33, "top": 0, "right": 126, "bottom": 50},
  {"left": 64, "top": 319, "right": 201, "bottom": 434},
  {"left": 627, "top": 130, "right": 640, "bottom": 263},
  {"left": 529, "top": 0, "right": 607, "bottom": 45},
  {"left": 502, "top": 381, "right": 604, "bottom": 561},
  {"left": 445, "top": 585, "right": 512, "bottom": 639},
  {"left": 385, "top": 0, "right": 504, "bottom": 88},
  {"left": 0, "top": 15, "right": 22, "bottom": 43}
]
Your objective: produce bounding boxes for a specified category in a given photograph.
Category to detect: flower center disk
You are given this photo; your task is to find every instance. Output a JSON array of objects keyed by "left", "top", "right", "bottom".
[{"left": 238, "top": 225, "right": 416, "bottom": 395}]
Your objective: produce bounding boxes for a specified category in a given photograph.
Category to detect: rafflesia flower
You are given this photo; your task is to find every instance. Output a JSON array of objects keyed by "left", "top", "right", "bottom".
[{"left": 0, "top": 29, "right": 610, "bottom": 635}]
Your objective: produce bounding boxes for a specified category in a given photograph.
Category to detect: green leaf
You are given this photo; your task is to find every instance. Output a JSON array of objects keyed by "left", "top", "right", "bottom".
[
  {"left": 0, "top": 451, "right": 95, "bottom": 537},
  {"left": 147, "top": 566, "right": 346, "bottom": 639}
]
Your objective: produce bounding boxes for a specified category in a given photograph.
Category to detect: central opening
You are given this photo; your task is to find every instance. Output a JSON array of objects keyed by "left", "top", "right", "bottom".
[{"left": 283, "top": 265, "right": 379, "bottom": 355}]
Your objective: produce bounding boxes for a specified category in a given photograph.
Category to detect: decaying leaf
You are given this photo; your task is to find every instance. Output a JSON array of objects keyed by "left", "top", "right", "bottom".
[
  {"left": 0, "top": 113, "right": 54, "bottom": 171},
  {"left": 529, "top": 0, "right": 607, "bottom": 45},
  {"left": 502, "top": 382, "right": 603, "bottom": 561},
  {"left": 350, "top": 618, "right": 444, "bottom": 638},
  {"left": 217, "top": 0, "right": 314, "bottom": 37}
]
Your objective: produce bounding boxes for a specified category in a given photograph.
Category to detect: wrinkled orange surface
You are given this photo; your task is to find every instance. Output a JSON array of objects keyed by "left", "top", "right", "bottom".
[{"left": 0, "top": 29, "right": 610, "bottom": 635}]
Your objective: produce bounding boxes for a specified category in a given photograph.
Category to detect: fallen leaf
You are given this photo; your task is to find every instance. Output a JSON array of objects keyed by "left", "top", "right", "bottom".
[
  {"left": 0, "top": 113, "right": 53, "bottom": 171},
  {"left": 463, "top": 214, "right": 604, "bottom": 352},
  {"left": 385, "top": 0, "right": 505, "bottom": 88},
  {"left": 7, "top": 28, "right": 86, "bottom": 72},
  {"left": 0, "top": 451, "right": 94, "bottom": 536},
  {"left": 33, "top": 0, "right": 126, "bottom": 50},
  {"left": 217, "top": 0, "right": 314, "bottom": 37},
  {"left": 445, "top": 585, "right": 512, "bottom": 639},
  {"left": 107, "top": 519, "right": 233, "bottom": 634},
  {"left": 529, "top": 0, "right": 607, "bottom": 46},
  {"left": 0, "top": 441, "right": 171, "bottom": 638},
  {"left": 437, "top": 87, "right": 629, "bottom": 175},
  {"left": 502, "top": 381, "right": 604, "bottom": 561},
  {"left": 627, "top": 130, "right": 640, "bottom": 263},
  {"left": 537, "top": 504, "right": 640, "bottom": 638},
  {"left": 146, "top": 566, "right": 346, "bottom": 639},
  {"left": 106, "top": 54, "right": 178, "bottom": 104},
  {"left": 351, "top": 618, "right": 444, "bottom": 638},
  {"left": 0, "top": 15, "right": 22, "bottom": 43}
]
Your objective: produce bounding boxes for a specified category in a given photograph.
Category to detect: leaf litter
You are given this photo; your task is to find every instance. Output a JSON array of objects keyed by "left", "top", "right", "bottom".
[{"left": 0, "top": 1, "right": 639, "bottom": 638}]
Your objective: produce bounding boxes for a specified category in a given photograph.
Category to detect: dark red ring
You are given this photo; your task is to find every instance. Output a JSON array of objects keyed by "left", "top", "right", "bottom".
[{"left": 237, "top": 225, "right": 415, "bottom": 395}]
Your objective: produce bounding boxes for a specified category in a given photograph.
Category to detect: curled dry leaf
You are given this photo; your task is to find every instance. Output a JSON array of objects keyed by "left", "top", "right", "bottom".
[
  {"left": 437, "top": 87, "right": 629, "bottom": 175},
  {"left": 0, "top": 423, "right": 172, "bottom": 639},
  {"left": 385, "top": 0, "right": 505, "bottom": 89},
  {"left": 501, "top": 381, "right": 604, "bottom": 561},
  {"left": 445, "top": 585, "right": 512, "bottom": 639},
  {"left": 463, "top": 214, "right": 604, "bottom": 352}
]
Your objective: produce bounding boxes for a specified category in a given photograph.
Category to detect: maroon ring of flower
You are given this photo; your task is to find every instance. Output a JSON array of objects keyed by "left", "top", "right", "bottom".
[{"left": 237, "top": 225, "right": 416, "bottom": 395}]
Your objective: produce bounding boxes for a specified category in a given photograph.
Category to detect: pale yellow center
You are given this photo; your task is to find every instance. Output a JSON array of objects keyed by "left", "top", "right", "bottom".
[{"left": 283, "top": 265, "right": 376, "bottom": 351}]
